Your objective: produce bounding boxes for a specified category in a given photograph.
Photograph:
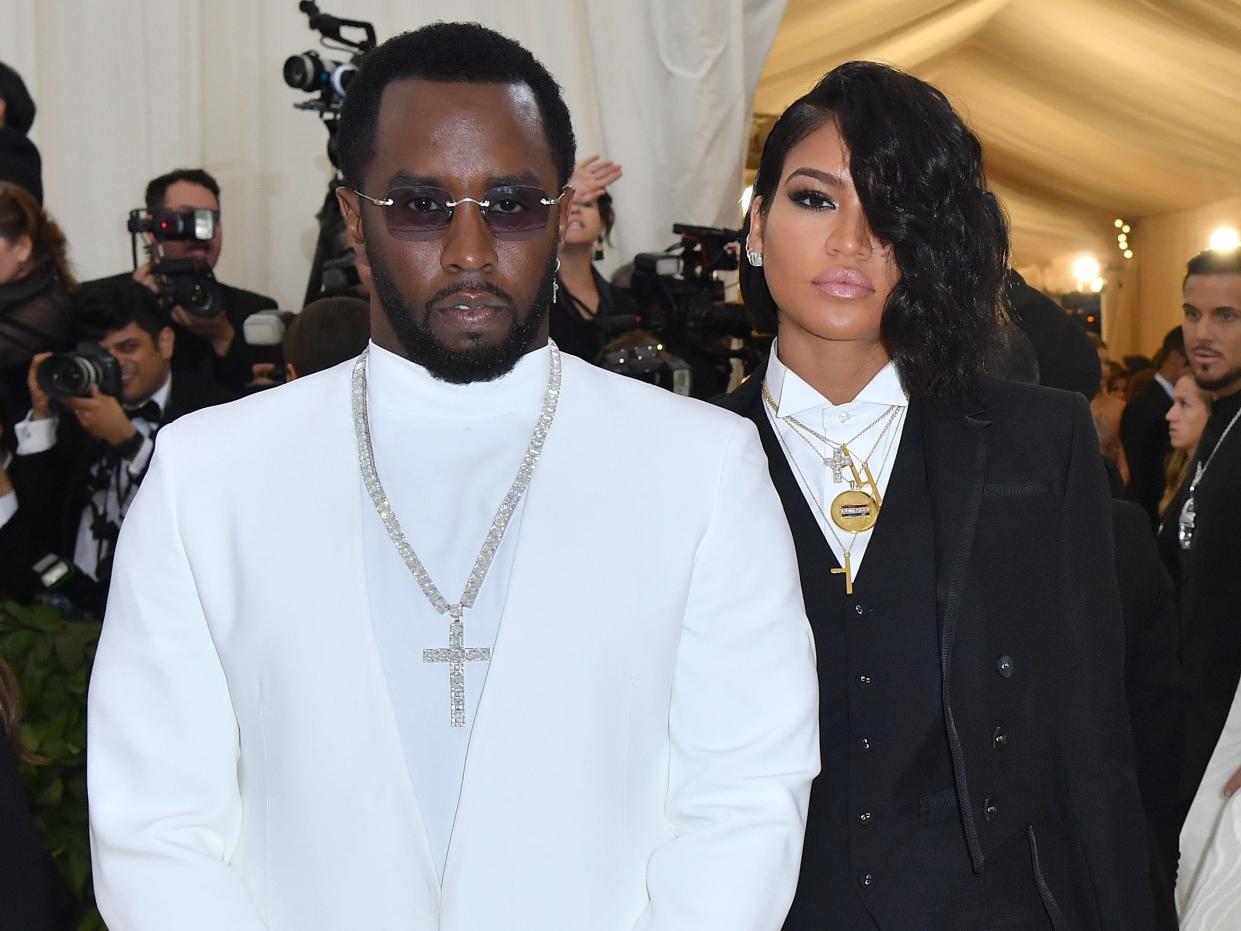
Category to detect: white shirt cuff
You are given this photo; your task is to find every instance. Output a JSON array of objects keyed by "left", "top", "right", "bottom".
[
  {"left": 14, "top": 412, "right": 58, "bottom": 455},
  {"left": 126, "top": 434, "right": 156, "bottom": 477},
  {"left": 0, "top": 489, "right": 16, "bottom": 530}
]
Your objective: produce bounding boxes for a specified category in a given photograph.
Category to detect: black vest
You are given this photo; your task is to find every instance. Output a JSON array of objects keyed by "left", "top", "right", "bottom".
[{"left": 763, "top": 405, "right": 982, "bottom": 930}]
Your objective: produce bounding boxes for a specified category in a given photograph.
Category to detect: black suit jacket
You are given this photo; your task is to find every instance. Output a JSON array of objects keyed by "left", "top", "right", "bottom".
[
  {"left": 1110, "top": 499, "right": 1182, "bottom": 927},
  {"left": 1120, "top": 379, "right": 1174, "bottom": 525},
  {"left": 716, "top": 363, "right": 1156, "bottom": 929},
  {"left": 3, "top": 370, "right": 230, "bottom": 600},
  {"left": 79, "top": 273, "right": 277, "bottom": 396}
]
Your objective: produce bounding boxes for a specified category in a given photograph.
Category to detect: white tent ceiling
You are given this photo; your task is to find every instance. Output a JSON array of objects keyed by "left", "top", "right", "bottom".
[{"left": 753, "top": 0, "right": 1241, "bottom": 268}]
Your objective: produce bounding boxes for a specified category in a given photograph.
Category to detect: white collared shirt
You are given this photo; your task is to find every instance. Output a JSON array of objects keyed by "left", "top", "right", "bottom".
[
  {"left": 12, "top": 374, "right": 172, "bottom": 579},
  {"left": 1154, "top": 372, "right": 1175, "bottom": 400},
  {"left": 762, "top": 339, "right": 909, "bottom": 579},
  {"left": 362, "top": 340, "right": 548, "bottom": 879}
]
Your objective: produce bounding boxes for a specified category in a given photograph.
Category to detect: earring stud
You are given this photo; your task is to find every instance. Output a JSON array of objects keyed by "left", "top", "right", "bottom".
[{"left": 746, "top": 250, "right": 764, "bottom": 267}]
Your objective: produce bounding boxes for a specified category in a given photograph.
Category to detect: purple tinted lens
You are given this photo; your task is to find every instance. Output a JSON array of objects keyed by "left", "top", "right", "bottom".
[{"left": 382, "top": 186, "right": 553, "bottom": 240}]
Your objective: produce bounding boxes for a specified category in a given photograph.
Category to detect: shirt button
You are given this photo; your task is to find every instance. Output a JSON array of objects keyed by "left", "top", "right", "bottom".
[
  {"left": 858, "top": 811, "right": 872, "bottom": 823},
  {"left": 996, "top": 654, "right": 1015, "bottom": 678},
  {"left": 840, "top": 411, "right": 852, "bottom": 423},
  {"left": 984, "top": 798, "right": 999, "bottom": 821},
  {"left": 857, "top": 737, "right": 872, "bottom": 751},
  {"left": 857, "top": 674, "right": 873, "bottom": 687},
  {"left": 992, "top": 727, "right": 1007, "bottom": 749}
]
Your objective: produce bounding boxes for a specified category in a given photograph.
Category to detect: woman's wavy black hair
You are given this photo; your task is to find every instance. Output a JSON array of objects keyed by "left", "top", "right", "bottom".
[{"left": 741, "top": 61, "right": 1010, "bottom": 406}]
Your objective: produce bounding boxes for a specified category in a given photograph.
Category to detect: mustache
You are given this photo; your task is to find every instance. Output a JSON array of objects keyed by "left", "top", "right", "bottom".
[{"left": 424, "top": 280, "right": 514, "bottom": 311}]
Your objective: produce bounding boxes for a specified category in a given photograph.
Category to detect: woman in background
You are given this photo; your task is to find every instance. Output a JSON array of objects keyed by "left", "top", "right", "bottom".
[
  {"left": 550, "top": 155, "right": 639, "bottom": 362},
  {"left": 0, "top": 182, "right": 75, "bottom": 427},
  {"left": 1159, "top": 372, "right": 1211, "bottom": 518}
]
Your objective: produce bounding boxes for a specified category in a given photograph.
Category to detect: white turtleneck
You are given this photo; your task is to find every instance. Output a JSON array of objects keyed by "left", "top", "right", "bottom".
[{"left": 361, "top": 339, "right": 550, "bottom": 879}]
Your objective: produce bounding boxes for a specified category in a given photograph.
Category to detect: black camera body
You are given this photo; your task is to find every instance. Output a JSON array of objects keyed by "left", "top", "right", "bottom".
[
  {"left": 127, "top": 207, "right": 217, "bottom": 242},
  {"left": 283, "top": 2, "right": 376, "bottom": 121},
  {"left": 36, "top": 342, "right": 123, "bottom": 400},
  {"left": 153, "top": 257, "right": 224, "bottom": 319}
]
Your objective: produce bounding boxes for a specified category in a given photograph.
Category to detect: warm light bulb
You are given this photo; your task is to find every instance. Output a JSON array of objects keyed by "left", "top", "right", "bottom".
[
  {"left": 1089, "top": 276, "right": 1105, "bottom": 293},
  {"left": 1209, "top": 226, "right": 1240, "bottom": 252},
  {"left": 1124, "top": 249, "right": 1134, "bottom": 258},
  {"left": 1114, "top": 219, "right": 1124, "bottom": 228},
  {"left": 1072, "top": 255, "right": 1101, "bottom": 282},
  {"left": 1122, "top": 224, "right": 1131, "bottom": 234}
]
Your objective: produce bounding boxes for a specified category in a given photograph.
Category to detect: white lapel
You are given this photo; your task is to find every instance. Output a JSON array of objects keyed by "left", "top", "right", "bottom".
[{"left": 283, "top": 361, "right": 442, "bottom": 895}]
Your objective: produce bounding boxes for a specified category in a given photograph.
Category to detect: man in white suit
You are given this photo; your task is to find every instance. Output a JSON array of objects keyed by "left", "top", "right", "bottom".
[{"left": 87, "top": 22, "right": 820, "bottom": 931}]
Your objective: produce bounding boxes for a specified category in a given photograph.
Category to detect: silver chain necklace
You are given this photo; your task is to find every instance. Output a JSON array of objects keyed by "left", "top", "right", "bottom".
[
  {"left": 1178, "top": 401, "right": 1241, "bottom": 550},
  {"left": 351, "top": 342, "right": 563, "bottom": 725}
]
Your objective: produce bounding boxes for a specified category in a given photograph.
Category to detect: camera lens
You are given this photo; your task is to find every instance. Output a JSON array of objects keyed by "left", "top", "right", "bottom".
[{"left": 283, "top": 53, "right": 322, "bottom": 91}]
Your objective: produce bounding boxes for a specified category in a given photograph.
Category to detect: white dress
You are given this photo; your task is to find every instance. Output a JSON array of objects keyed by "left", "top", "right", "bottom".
[{"left": 1179, "top": 684, "right": 1241, "bottom": 929}]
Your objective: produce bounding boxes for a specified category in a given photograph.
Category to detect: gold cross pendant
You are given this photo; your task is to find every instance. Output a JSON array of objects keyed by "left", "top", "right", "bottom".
[{"left": 831, "top": 551, "right": 854, "bottom": 595}]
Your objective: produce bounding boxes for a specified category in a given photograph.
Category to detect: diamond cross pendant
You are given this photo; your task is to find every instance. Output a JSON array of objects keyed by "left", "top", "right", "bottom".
[
  {"left": 825, "top": 445, "right": 850, "bottom": 483},
  {"left": 423, "top": 604, "right": 492, "bottom": 727}
]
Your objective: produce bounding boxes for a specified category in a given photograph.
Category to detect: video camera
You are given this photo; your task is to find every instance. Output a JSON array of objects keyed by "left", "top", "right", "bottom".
[
  {"left": 35, "top": 342, "right": 122, "bottom": 401},
  {"left": 621, "top": 224, "right": 764, "bottom": 398},
  {"left": 283, "top": 2, "right": 376, "bottom": 127},
  {"left": 127, "top": 207, "right": 224, "bottom": 319}
]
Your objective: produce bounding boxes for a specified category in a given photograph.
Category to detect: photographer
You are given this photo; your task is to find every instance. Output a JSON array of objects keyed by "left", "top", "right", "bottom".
[
  {"left": 80, "top": 168, "right": 276, "bottom": 397},
  {"left": 2, "top": 284, "right": 229, "bottom": 607}
]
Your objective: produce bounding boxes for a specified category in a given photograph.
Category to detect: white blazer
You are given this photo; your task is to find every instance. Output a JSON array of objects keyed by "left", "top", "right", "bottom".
[{"left": 87, "top": 352, "right": 820, "bottom": 931}]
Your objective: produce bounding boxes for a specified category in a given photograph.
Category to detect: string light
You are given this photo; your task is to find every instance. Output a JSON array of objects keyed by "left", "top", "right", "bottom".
[{"left": 1114, "top": 217, "right": 1134, "bottom": 261}]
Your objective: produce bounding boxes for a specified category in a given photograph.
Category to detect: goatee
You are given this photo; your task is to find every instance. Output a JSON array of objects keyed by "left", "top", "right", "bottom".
[{"left": 370, "top": 249, "right": 555, "bottom": 384}]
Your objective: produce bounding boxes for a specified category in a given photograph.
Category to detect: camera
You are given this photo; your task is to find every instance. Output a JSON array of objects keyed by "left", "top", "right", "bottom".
[
  {"left": 623, "top": 224, "right": 763, "bottom": 398},
  {"left": 35, "top": 342, "right": 123, "bottom": 400},
  {"left": 284, "top": 2, "right": 376, "bottom": 120},
  {"left": 127, "top": 207, "right": 225, "bottom": 318}
]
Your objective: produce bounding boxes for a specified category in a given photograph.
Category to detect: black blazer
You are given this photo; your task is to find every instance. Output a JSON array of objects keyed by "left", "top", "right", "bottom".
[
  {"left": 716, "top": 362, "right": 1156, "bottom": 929},
  {"left": 1120, "top": 379, "right": 1173, "bottom": 525}
]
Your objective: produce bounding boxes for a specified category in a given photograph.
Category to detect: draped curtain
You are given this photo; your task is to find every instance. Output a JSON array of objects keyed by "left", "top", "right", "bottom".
[{"left": 1, "top": 0, "right": 785, "bottom": 310}]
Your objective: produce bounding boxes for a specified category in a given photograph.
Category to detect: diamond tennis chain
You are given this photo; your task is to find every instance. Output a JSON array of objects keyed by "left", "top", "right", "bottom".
[{"left": 351, "top": 342, "right": 562, "bottom": 725}]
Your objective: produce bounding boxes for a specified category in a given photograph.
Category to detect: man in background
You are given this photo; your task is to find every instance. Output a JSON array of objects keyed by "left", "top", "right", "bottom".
[
  {"left": 0, "top": 62, "right": 41, "bottom": 205},
  {"left": 79, "top": 168, "right": 276, "bottom": 396}
]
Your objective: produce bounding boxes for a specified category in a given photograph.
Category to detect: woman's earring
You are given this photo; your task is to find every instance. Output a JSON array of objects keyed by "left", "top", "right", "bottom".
[
  {"left": 746, "top": 249, "right": 764, "bottom": 267},
  {"left": 594, "top": 237, "right": 604, "bottom": 262}
]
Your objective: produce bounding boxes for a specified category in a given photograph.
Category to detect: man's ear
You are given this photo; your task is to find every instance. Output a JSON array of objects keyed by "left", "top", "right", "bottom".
[
  {"left": 158, "top": 325, "right": 175, "bottom": 361},
  {"left": 336, "top": 187, "right": 370, "bottom": 276},
  {"left": 555, "top": 186, "right": 576, "bottom": 248}
]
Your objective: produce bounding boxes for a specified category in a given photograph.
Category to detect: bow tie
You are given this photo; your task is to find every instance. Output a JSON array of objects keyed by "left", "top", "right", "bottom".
[{"left": 125, "top": 400, "right": 163, "bottom": 423}]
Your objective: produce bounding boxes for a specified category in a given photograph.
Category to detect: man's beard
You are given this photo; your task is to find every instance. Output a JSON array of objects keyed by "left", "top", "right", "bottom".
[
  {"left": 1193, "top": 359, "right": 1241, "bottom": 395},
  {"left": 369, "top": 246, "right": 555, "bottom": 384}
]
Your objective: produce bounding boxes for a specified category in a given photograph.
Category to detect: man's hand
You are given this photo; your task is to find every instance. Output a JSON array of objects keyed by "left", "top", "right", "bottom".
[
  {"left": 26, "top": 352, "right": 55, "bottom": 420},
  {"left": 170, "top": 306, "right": 235, "bottom": 357},
  {"left": 63, "top": 387, "right": 138, "bottom": 448},
  {"left": 132, "top": 262, "right": 160, "bottom": 296},
  {"left": 569, "top": 155, "right": 622, "bottom": 203},
  {"left": 1225, "top": 763, "right": 1241, "bottom": 799}
]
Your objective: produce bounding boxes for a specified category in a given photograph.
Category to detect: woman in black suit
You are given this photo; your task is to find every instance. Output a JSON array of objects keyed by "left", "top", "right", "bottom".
[
  {"left": 717, "top": 61, "right": 1158, "bottom": 929},
  {"left": 0, "top": 657, "right": 75, "bottom": 930}
]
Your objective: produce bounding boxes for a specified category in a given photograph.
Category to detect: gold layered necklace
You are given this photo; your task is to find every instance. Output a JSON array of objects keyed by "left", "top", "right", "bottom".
[
  {"left": 762, "top": 381, "right": 900, "bottom": 533},
  {"left": 762, "top": 380, "right": 902, "bottom": 594}
]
